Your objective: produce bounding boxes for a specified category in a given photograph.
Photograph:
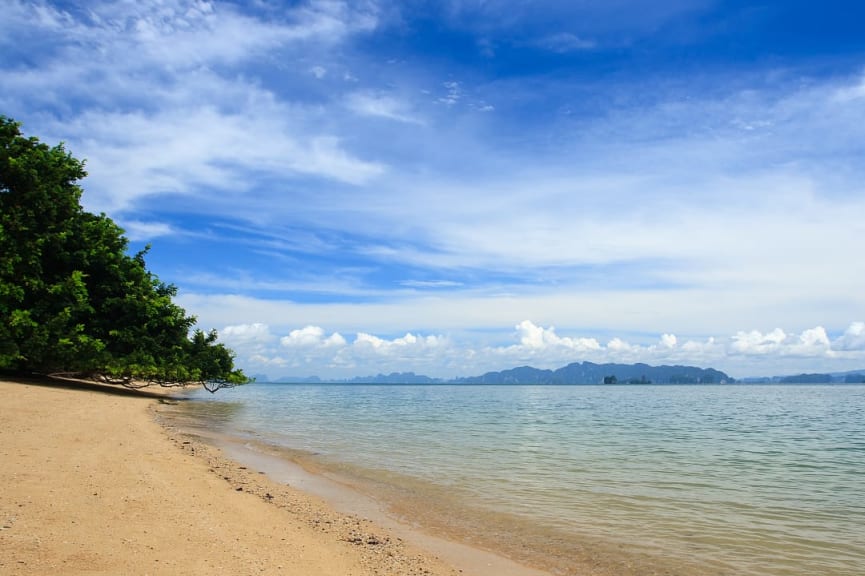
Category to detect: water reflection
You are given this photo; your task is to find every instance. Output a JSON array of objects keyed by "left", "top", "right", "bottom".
[{"left": 161, "top": 396, "right": 245, "bottom": 433}]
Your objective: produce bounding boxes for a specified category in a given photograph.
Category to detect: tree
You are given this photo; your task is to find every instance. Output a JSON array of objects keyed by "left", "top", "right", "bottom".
[{"left": 0, "top": 116, "right": 248, "bottom": 392}]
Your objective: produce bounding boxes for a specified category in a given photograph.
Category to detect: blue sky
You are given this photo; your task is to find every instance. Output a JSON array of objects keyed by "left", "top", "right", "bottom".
[{"left": 3, "top": 0, "right": 865, "bottom": 380}]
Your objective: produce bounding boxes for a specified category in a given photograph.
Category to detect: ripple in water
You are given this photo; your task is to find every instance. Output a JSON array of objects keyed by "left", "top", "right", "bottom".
[{"left": 166, "top": 384, "right": 865, "bottom": 576}]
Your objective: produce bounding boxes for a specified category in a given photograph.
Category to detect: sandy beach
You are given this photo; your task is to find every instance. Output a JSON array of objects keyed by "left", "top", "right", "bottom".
[{"left": 0, "top": 378, "right": 473, "bottom": 576}]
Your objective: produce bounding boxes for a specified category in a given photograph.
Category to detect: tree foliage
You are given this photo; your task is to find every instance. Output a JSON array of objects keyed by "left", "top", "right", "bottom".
[{"left": 0, "top": 116, "right": 248, "bottom": 391}]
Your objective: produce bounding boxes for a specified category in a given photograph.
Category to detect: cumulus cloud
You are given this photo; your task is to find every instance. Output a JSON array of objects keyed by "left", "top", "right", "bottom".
[
  {"left": 729, "top": 326, "right": 835, "bottom": 357},
  {"left": 221, "top": 323, "right": 274, "bottom": 344},
  {"left": 209, "top": 319, "right": 865, "bottom": 380},
  {"left": 218, "top": 323, "right": 281, "bottom": 370},
  {"left": 354, "top": 332, "right": 444, "bottom": 352},
  {"left": 794, "top": 326, "right": 832, "bottom": 354},
  {"left": 489, "top": 322, "right": 722, "bottom": 370},
  {"left": 834, "top": 322, "right": 865, "bottom": 351},
  {"left": 729, "top": 328, "right": 789, "bottom": 355},
  {"left": 681, "top": 337, "right": 718, "bottom": 354},
  {"left": 281, "top": 325, "right": 347, "bottom": 348},
  {"left": 248, "top": 353, "right": 289, "bottom": 368},
  {"left": 515, "top": 320, "right": 601, "bottom": 351},
  {"left": 606, "top": 338, "right": 632, "bottom": 353},
  {"left": 9, "top": 2, "right": 863, "bottom": 383}
]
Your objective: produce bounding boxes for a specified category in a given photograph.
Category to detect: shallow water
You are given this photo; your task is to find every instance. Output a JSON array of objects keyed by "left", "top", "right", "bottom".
[{"left": 168, "top": 384, "right": 865, "bottom": 575}]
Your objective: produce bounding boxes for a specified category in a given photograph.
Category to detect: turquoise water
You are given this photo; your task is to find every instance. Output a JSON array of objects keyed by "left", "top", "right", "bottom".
[{"left": 175, "top": 384, "right": 865, "bottom": 575}]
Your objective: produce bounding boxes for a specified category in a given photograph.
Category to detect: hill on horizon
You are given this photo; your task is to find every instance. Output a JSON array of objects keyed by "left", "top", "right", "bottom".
[{"left": 271, "top": 361, "right": 733, "bottom": 385}]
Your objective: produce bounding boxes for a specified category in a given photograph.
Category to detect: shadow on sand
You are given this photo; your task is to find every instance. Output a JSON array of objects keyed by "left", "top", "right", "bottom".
[{"left": 0, "top": 373, "right": 190, "bottom": 401}]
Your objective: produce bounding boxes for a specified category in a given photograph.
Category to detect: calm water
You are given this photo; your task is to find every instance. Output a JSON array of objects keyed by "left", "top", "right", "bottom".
[{"left": 171, "top": 384, "right": 865, "bottom": 575}]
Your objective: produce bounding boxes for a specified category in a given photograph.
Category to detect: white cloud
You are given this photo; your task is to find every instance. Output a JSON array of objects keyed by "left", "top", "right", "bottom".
[
  {"left": 438, "top": 81, "right": 462, "bottom": 105},
  {"left": 729, "top": 328, "right": 788, "bottom": 355},
  {"left": 659, "top": 333, "right": 677, "bottom": 348},
  {"left": 514, "top": 320, "right": 602, "bottom": 352},
  {"left": 353, "top": 332, "right": 444, "bottom": 352},
  {"left": 63, "top": 103, "right": 384, "bottom": 212},
  {"left": 281, "top": 325, "right": 347, "bottom": 348},
  {"left": 249, "top": 353, "right": 289, "bottom": 368},
  {"left": 1, "top": 0, "right": 385, "bottom": 213},
  {"left": 834, "top": 322, "right": 865, "bottom": 351},
  {"left": 6, "top": 1, "right": 864, "bottom": 383},
  {"left": 120, "top": 220, "right": 176, "bottom": 241},
  {"left": 3, "top": 0, "right": 375, "bottom": 79},
  {"left": 218, "top": 323, "right": 280, "bottom": 371},
  {"left": 203, "top": 316, "right": 865, "bottom": 380},
  {"left": 345, "top": 91, "right": 423, "bottom": 123},
  {"left": 729, "top": 326, "right": 835, "bottom": 358},
  {"left": 606, "top": 338, "right": 632, "bottom": 353},
  {"left": 221, "top": 322, "right": 274, "bottom": 344},
  {"left": 795, "top": 326, "right": 832, "bottom": 353},
  {"left": 400, "top": 280, "right": 464, "bottom": 288}
]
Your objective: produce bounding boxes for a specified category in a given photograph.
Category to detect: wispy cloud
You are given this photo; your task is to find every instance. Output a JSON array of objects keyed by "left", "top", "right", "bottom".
[
  {"left": 120, "top": 220, "right": 177, "bottom": 242},
  {"left": 399, "top": 280, "right": 464, "bottom": 289},
  {"left": 58, "top": 105, "right": 385, "bottom": 213},
  {"left": 345, "top": 91, "right": 424, "bottom": 124},
  {"left": 5, "top": 0, "right": 864, "bottom": 379},
  {"left": 536, "top": 32, "right": 596, "bottom": 53},
  {"left": 438, "top": 81, "right": 462, "bottom": 106},
  {"left": 2, "top": 0, "right": 385, "bottom": 213}
]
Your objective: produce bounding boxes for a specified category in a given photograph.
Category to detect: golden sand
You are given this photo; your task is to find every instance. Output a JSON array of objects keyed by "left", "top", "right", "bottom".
[{"left": 0, "top": 378, "right": 469, "bottom": 575}]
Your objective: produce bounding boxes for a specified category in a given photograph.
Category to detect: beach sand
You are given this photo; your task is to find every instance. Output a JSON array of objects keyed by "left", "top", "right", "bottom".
[{"left": 0, "top": 378, "right": 474, "bottom": 576}]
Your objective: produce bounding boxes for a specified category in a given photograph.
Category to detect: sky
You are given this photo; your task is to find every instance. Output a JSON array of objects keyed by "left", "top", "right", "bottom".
[{"left": 2, "top": 0, "right": 865, "bottom": 380}]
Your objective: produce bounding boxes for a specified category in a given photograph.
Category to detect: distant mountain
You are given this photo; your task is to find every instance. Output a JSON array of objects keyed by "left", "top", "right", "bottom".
[
  {"left": 453, "top": 362, "right": 731, "bottom": 385},
  {"left": 269, "top": 362, "right": 732, "bottom": 385},
  {"left": 345, "top": 372, "right": 440, "bottom": 384},
  {"left": 266, "top": 375, "right": 324, "bottom": 384},
  {"left": 742, "top": 370, "right": 865, "bottom": 384},
  {"left": 264, "top": 365, "right": 865, "bottom": 385},
  {"left": 840, "top": 372, "right": 865, "bottom": 383}
]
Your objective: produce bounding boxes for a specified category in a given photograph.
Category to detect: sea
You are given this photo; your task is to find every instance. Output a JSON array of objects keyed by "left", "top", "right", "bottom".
[{"left": 163, "top": 383, "right": 865, "bottom": 576}]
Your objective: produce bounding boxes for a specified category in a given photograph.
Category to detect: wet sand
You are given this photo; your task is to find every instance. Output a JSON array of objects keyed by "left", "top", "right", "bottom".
[{"left": 0, "top": 378, "right": 470, "bottom": 576}]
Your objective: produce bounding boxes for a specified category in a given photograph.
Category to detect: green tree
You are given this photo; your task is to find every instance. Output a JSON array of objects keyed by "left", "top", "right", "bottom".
[{"left": 0, "top": 116, "right": 248, "bottom": 391}]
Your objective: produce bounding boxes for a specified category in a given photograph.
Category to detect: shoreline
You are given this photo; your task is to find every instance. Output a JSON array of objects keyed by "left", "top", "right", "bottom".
[
  {"left": 155, "top": 388, "right": 723, "bottom": 576},
  {"left": 170, "top": 426, "right": 553, "bottom": 576},
  {"left": 154, "top": 397, "right": 551, "bottom": 576},
  {"left": 5, "top": 377, "right": 859, "bottom": 576},
  {"left": 1, "top": 377, "right": 554, "bottom": 576},
  {"left": 0, "top": 378, "right": 463, "bottom": 575}
]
